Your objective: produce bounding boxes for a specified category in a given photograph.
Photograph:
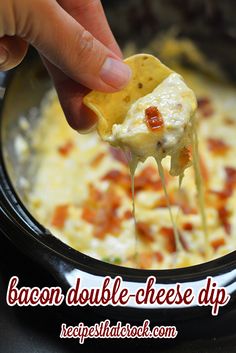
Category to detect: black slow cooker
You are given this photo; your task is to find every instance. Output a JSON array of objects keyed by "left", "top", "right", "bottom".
[{"left": 0, "top": 0, "right": 236, "bottom": 344}]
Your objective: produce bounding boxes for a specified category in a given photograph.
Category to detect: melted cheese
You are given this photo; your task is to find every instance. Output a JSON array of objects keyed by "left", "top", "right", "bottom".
[
  {"left": 107, "top": 72, "right": 197, "bottom": 255},
  {"left": 108, "top": 73, "right": 197, "bottom": 176},
  {"left": 191, "top": 122, "right": 209, "bottom": 256}
]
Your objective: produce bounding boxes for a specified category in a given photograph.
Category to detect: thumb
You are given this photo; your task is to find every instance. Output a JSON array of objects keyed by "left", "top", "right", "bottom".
[{"left": 20, "top": 0, "right": 131, "bottom": 92}]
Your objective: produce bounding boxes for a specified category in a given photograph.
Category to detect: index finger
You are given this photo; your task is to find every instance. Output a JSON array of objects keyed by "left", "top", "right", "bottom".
[
  {"left": 44, "top": 0, "right": 122, "bottom": 130},
  {"left": 57, "top": 0, "right": 122, "bottom": 57}
]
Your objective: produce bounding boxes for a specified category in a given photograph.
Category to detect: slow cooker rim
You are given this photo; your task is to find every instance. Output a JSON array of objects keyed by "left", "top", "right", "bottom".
[{"left": 1, "top": 64, "right": 236, "bottom": 286}]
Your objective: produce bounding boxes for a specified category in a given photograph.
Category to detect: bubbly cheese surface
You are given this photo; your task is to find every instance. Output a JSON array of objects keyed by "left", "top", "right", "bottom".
[{"left": 108, "top": 73, "right": 197, "bottom": 176}]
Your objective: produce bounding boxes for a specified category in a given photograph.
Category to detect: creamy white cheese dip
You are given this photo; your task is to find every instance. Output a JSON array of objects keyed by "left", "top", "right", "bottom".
[{"left": 108, "top": 73, "right": 197, "bottom": 176}]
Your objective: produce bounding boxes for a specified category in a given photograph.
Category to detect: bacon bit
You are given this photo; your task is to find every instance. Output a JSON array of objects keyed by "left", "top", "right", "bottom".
[
  {"left": 51, "top": 204, "right": 69, "bottom": 229},
  {"left": 123, "top": 210, "right": 133, "bottom": 220},
  {"left": 145, "top": 106, "right": 164, "bottom": 131},
  {"left": 154, "top": 251, "right": 164, "bottom": 263},
  {"left": 183, "top": 222, "right": 194, "bottom": 231},
  {"left": 210, "top": 167, "right": 236, "bottom": 206},
  {"left": 81, "top": 206, "right": 96, "bottom": 223},
  {"left": 218, "top": 206, "right": 231, "bottom": 235},
  {"left": 224, "top": 167, "right": 236, "bottom": 199},
  {"left": 211, "top": 238, "right": 226, "bottom": 251},
  {"left": 159, "top": 227, "right": 176, "bottom": 253},
  {"left": 134, "top": 166, "right": 163, "bottom": 192},
  {"left": 155, "top": 196, "right": 168, "bottom": 208},
  {"left": 197, "top": 97, "right": 214, "bottom": 118},
  {"left": 82, "top": 185, "right": 121, "bottom": 239},
  {"left": 88, "top": 184, "right": 102, "bottom": 204},
  {"left": 91, "top": 152, "right": 106, "bottom": 167},
  {"left": 136, "top": 222, "right": 154, "bottom": 243},
  {"left": 207, "top": 138, "right": 230, "bottom": 156},
  {"left": 103, "top": 166, "right": 164, "bottom": 195},
  {"left": 181, "top": 206, "right": 198, "bottom": 215},
  {"left": 102, "top": 170, "right": 130, "bottom": 192},
  {"left": 209, "top": 189, "right": 231, "bottom": 201},
  {"left": 58, "top": 141, "right": 74, "bottom": 157},
  {"left": 208, "top": 166, "right": 236, "bottom": 209},
  {"left": 155, "top": 196, "right": 171, "bottom": 208},
  {"left": 225, "top": 167, "right": 236, "bottom": 186},
  {"left": 206, "top": 191, "right": 227, "bottom": 211},
  {"left": 139, "top": 253, "right": 152, "bottom": 269},
  {"left": 109, "top": 146, "right": 128, "bottom": 166},
  {"left": 179, "top": 147, "right": 191, "bottom": 169}
]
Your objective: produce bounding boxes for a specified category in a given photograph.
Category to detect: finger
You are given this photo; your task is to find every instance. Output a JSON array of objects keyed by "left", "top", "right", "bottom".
[
  {"left": 57, "top": 0, "right": 122, "bottom": 58},
  {"left": 43, "top": 58, "right": 97, "bottom": 131},
  {"left": 56, "top": 80, "right": 97, "bottom": 131},
  {"left": 0, "top": 36, "right": 28, "bottom": 71},
  {"left": 21, "top": 0, "right": 131, "bottom": 92},
  {"left": 42, "top": 0, "right": 125, "bottom": 131}
]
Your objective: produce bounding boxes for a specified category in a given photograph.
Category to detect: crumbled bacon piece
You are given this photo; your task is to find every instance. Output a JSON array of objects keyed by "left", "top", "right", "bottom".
[
  {"left": 209, "top": 189, "right": 231, "bottom": 201},
  {"left": 82, "top": 185, "right": 122, "bottom": 239},
  {"left": 197, "top": 97, "right": 214, "bottom": 117},
  {"left": 183, "top": 222, "right": 193, "bottom": 231},
  {"left": 102, "top": 166, "right": 164, "bottom": 195},
  {"left": 123, "top": 210, "right": 133, "bottom": 220},
  {"left": 109, "top": 146, "right": 128, "bottom": 166},
  {"left": 159, "top": 227, "right": 176, "bottom": 253},
  {"left": 179, "top": 147, "right": 191, "bottom": 169},
  {"left": 58, "top": 141, "right": 74, "bottom": 156},
  {"left": 207, "top": 166, "right": 236, "bottom": 213},
  {"left": 155, "top": 196, "right": 171, "bottom": 208},
  {"left": 155, "top": 196, "right": 169, "bottom": 208},
  {"left": 82, "top": 206, "right": 96, "bottom": 223},
  {"left": 211, "top": 238, "right": 225, "bottom": 251},
  {"left": 88, "top": 184, "right": 102, "bottom": 203},
  {"left": 207, "top": 138, "right": 230, "bottom": 156},
  {"left": 136, "top": 222, "right": 154, "bottom": 243},
  {"left": 102, "top": 170, "right": 130, "bottom": 193},
  {"left": 145, "top": 106, "right": 164, "bottom": 131},
  {"left": 225, "top": 167, "right": 236, "bottom": 187},
  {"left": 154, "top": 251, "right": 164, "bottom": 263},
  {"left": 51, "top": 204, "right": 69, "bottom": 229},
  {"left": 218, "top": 206, "right": 231, "bottom": 235},
  {"left": 134, "top": 166, "right": 163, "bottom": 192},
  {"left": 91, "top": 152, "right": 106, "bottom": 167},
  {"left": 210, "top": 167, "right": 236, "bottom": 207}
]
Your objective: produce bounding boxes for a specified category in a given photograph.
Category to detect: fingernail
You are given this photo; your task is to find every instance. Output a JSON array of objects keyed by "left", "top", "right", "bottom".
[
  {"left": 0, "top": 47, "right": 8, "bottom": 65},
  {"left": 100, "top": 57, "right": 132, "bottom": 89}
]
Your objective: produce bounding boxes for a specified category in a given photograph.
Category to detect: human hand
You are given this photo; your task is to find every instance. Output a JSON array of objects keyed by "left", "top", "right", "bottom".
[{"left": 0, "top": 0, "right": 131, "bottom": 131}]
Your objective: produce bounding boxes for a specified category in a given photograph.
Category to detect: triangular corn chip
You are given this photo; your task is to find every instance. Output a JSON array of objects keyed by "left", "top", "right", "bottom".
[{"left": 83, "top": 54, "right": 172, "bottom": 139}]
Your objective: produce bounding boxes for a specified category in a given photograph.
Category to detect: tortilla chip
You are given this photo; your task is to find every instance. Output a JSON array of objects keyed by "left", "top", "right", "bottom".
[{"left": 83, "top": 54, "right": 172, "bottom": 139}]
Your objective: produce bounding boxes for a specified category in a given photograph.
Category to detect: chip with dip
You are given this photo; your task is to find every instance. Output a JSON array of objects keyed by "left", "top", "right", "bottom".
[
  {"left": 84, "top": 54, "right": 202, "bottom": 252},
  {"left": 83, "top": 54, "right": 197, "bottom": 177}
]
